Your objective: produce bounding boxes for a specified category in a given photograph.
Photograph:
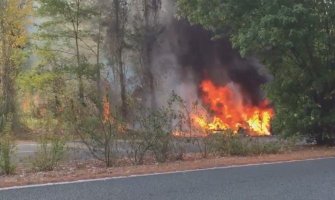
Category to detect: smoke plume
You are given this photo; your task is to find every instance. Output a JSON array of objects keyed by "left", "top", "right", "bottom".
[{"left": 151, "top": 16, "right": 271, "bottom": 106}]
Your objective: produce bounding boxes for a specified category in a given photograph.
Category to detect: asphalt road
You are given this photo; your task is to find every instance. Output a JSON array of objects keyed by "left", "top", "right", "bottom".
[
  {"left": 1, "top": 158, "right": 334, "bottom": 200},
  {"left": 15, "top": 140, "right": 201, "bottom": 163},
  {"left": 15, "top": 142, "right": 92, "bottom": 164}
]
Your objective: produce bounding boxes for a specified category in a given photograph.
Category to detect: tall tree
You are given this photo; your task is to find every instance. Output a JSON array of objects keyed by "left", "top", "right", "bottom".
[
  {"left": 0, "top": 0, "right": 32, "bottom": 130},
  {"left": 38, "top": 0, "right": 99, "bottom": 105},
  {"left": 129, "top": 0, "right": 162, "bottom": 109},
  {"left": 105, "top": 0, "right": 129, "bottom": 118},
  {"left": 92, "top": 3, "right": 105, "bottom": 113},
  {"left": 177, "top": 0, "right": 335, "bottom": 144},
  {"left": 140, "top": 0, "right": 162, "bottom": 108}
]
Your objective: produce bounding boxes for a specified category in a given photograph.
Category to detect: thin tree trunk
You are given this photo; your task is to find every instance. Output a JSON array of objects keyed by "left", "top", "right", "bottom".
[
  {"left": 113, "top": 0, "right": 127, "bottom": 119},
  {"left": 96, "top": 9, "right": 103, "bottom": 114},
  {"left": 119, "top": 53, "right": 127, "bottom": 119},
  {"left": 74, "top": 0, "right": 84, "bottom": 104},
  {"left": 142, "top": 0, "right": 160, "bottom": 109}
]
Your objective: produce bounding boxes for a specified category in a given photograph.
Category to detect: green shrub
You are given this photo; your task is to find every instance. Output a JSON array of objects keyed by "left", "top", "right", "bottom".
[
  {"left": 248, "top": 140, "right": 282, "bottom": 155},
  {"left": 206, "top": 131, "right": 247, "bottom": 156},
  {"left": 0, "top": 134, "right": 16, "bottom": 175},
  {"left": 127, "top": 107, "right": 175, "bottom": 164},
  {"left": 125, "top": 94, "right": 182, "bottom": 164},
  {"left": 32, "top": 135, "right": 66, "bottom": 171},
  {"left": 228, "top": 136, "right": 249, "bottom": 156},
  {"left": 207, "top": 132, "right": 284, "bottom": 156},
  {"left": 0, "top": 117, "right": 16, "bottom": 175}
]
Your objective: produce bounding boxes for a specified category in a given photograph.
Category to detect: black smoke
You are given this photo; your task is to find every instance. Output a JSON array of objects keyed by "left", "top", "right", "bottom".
[{"left": 165, "top": 19, "right": 270, "bottom": 105}]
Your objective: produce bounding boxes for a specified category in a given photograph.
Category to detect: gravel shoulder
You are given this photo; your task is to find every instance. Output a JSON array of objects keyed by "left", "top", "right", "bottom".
[{"left": 1, "top": 146, "right": 334, "bottom": 188}]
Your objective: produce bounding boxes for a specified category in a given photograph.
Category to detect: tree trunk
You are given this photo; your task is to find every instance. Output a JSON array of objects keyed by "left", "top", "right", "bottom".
[
  {"left": 96, "top": 9, "right": 103, "bottom": 114},
  {"left": 113, "top": 0, "right": 127, "bottom": 119},
  {"left": 118, "top": 49, "right": 127, "bottom": 119},
  {"left": 0, "top": 17, "right": 17, "bottom": 130},
  {"left": 74, "top": 0, "right": 84, "bottom": 104},
  {"left": 141, "top": 0, "right": 161, "bottom": 109}
]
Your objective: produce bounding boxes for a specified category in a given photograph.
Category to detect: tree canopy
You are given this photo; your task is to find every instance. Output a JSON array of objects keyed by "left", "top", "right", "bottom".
[
  {"left": 0, "top": 0, "right": 32, "bottom": 129},
  {"left": 177, "top": 0, "right": 335, "bottom": 144}
]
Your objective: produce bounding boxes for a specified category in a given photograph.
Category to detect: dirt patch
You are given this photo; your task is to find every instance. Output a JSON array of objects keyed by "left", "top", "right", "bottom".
[{"left": 1, "top": 146, "right": 334, "bottom": 188}]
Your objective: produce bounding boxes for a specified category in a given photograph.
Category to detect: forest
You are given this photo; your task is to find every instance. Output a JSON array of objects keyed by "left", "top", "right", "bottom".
[{"left": 0, "top": 0, "right": 334, "bottom": 176}]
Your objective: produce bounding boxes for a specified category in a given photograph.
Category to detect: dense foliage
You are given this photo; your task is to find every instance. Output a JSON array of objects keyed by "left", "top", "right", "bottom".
[
  {"left": 0, "top": 1, "right": 323, "bottom": 175},
  {"left": 0, "top": 0, "right": 32, "bottom": 130},
  {"left": 177, "top": 0, "right": 335, "bottom": 144}
]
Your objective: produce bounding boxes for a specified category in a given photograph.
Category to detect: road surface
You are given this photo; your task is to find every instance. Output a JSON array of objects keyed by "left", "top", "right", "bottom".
[
  {"left": 1, "top": 157, "right": 334, "bottom": 200},
  {"left": 15, "top": 140, "right": 201, "bottom": 163}
]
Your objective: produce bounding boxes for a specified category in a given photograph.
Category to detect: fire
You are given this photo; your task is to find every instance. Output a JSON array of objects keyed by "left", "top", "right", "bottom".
[
  {"left": 194, "top": 80, "right": 274, "bottom": 136},
  {"left": 102, "top": 96, "right": 127, "bottom": 133},
  {"left": 103, "top": 96, "right": 110, "bottom": 122}
]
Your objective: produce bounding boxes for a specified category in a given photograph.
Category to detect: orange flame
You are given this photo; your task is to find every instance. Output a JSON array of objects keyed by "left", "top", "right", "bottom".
[
  {"left": 103, "top": 96, "right": 110, "bottom": 122},
  {"left": 102, "top": 96, "right": 127, "bottom": 133},
  {"left": 194, "top": 80, "right": 274, "bottom": 136},
  {"left": 21, "top": 96, "right": 31, "bottom": 113}
]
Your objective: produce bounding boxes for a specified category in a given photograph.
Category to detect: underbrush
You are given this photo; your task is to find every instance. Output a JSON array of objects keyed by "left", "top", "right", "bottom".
[
  {"left": 123, "top": 131, "right": 292, "bottom": 165},
  {"left": 0, "top": 133, "right": 16, "bottom": 175},
  {"left": 205, "top": 132, "right": 291, "bottom": 156},
  {"left": 32, "top": 135, "right": 66, "bottom": 171},
  {"left": 0, "top": 118, "right": 16, "bottom": 175}
]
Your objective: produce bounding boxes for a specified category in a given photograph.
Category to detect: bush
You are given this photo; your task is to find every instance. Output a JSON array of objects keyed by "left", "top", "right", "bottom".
[
  {"left": 32, "top": 135, "right": 66, "bottom": 171},
  {"left": 125, "top": 94, "right": 182, "bottom": 164},
  {"left": 127, "top": 106, "right": 176, "bottom": 164},
  {"left": 0, "top": 117, "right": 16, "bottom": 175},
  {"left": 248, "top": 140, "right": 282, "bottom": 155},
  {"left": 166, "top": 93, "right": 212, "bottom": 158},
  {"left": 124, "top": 131, "right": 150, "bottom": 165},
  {"left": 0, "top": 134, "right": 16, "bottom": 175},
  {"left": 206, "top": 132, "right": 284, "bottom": 156},
  {"left": 206, "top": 131, "right": 245, "bottom": 156},
  {"left": 145, "top": 109, "right": 174, "bottom": 163},
  {"left": 68, "top": 97, "right": 124, "bottom": 167}
]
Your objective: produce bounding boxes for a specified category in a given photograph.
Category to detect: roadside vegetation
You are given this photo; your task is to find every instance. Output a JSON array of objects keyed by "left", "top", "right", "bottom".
[
  {"left": 0, "top": 117, "right": 16, "bottom": 175},
  {"left": 0, "top": 0, "right": 334, "bottom": 179},
  {"left": 32, "top": 135, "right": 66, "bottom": 171},
  {"left": 177, "top": 0, "right": 335, "bottom": 145}
]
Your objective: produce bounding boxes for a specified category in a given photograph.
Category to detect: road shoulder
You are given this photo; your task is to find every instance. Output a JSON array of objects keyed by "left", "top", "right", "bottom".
[{"left": 1, "top": 146, "right": 334, "bottom": 189}]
